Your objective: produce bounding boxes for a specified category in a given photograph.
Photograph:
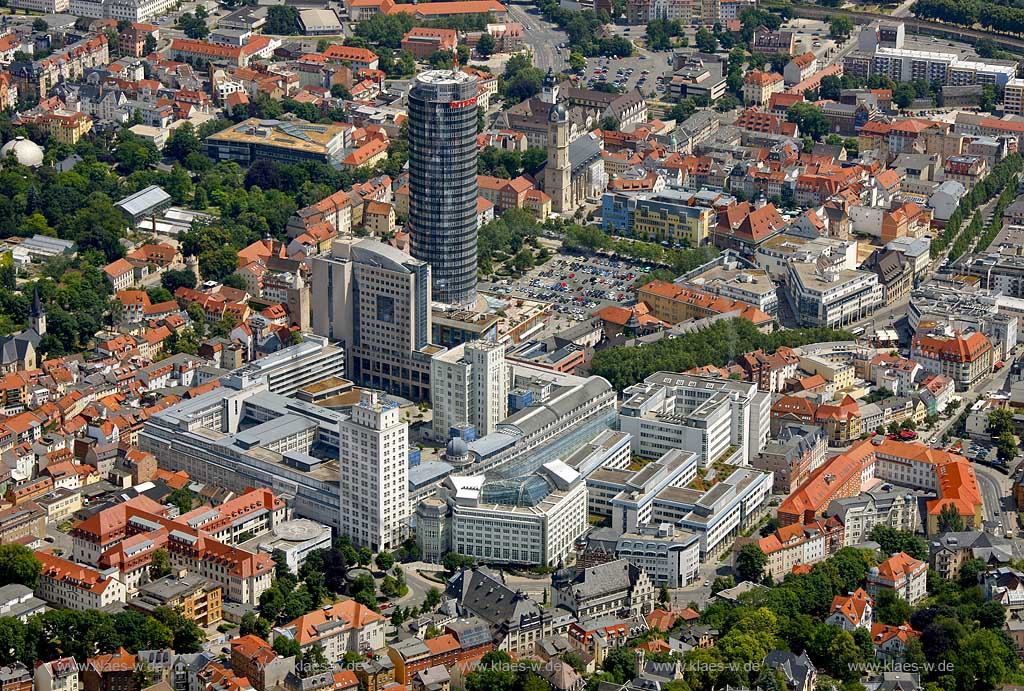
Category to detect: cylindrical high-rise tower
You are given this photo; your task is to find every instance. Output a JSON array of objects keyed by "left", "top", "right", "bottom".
[{"left": 408, "top": 70, "right": 479, "bottom": 308}]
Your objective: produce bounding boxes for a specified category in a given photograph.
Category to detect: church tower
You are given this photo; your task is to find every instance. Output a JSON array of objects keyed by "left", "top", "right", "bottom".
[
  {"left": 543, "top": 70, "right": 572, "bottom": 214},
  {"left": 30, "top": 286, "right": 45, "bottom": 337}
]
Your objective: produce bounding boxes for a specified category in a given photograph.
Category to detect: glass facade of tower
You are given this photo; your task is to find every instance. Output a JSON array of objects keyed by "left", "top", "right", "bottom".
[{"left": 408, "top": 70, "right": 479, "bottom": 307}]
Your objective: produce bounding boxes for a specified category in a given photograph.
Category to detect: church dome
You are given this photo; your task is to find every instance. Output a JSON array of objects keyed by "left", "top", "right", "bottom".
[
  {"left": 1, "top": 137, "right": 43, "bottom": 168},
  {"left": 549, "top": 102, "right": 568, "bottom": 123}
]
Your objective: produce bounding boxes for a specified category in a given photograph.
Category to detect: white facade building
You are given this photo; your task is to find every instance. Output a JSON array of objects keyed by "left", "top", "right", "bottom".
[
  {"left": 339, "top": 391, "right": 409, "bottom": 552},
  {"left": 434, "top": 461, "right": 588, "bottom": 567},
  {"left": 618, "top": 372, "right": 770, "bottom": 465},
  {"left": 615, "top": 524, "right": 701, "bottom": 588},
  {"left": 431, "top": 340, "right": 510, "bottom": 441}
]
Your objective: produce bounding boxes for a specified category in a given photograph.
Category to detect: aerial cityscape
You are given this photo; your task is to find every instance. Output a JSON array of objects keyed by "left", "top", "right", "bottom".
[{"left": 2, "top": 0, "right": 1024, "bottom": 689}]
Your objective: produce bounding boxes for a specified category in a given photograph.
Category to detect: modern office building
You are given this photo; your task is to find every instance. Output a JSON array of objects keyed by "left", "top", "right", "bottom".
[
  {"left": 339, "top": 391, "right": 409, "bottom": 552},
  {"left": 430, "top": 340, "right": 509, "bottom": 441},
  {"left": 1005, "top": 78, "right": 1024, "bottom": 116},
  {"left": 222, "top": 334, "right": 345, "bottom": 396},
  {"left": 310, "top": 239, "right": 440, "bottom": 401},
  {"left": 589, "top": 456, "right": 773, "bottom": 561},
  {"left": 139, "top": 378, "right": 346, "bottom": 529},
  {"left": 426, "top": 460, "right": 588, "bottom": 567},
  {"left": 787, "top": 252, "right": 884, "bottom": 328},
  {"left": 202, "top": 117, "right": 351, "bottom": 166},
  {"left": 408, "top": 70, "right": 480, "bottom": 307},
  {"left": 618, "top": 372, "right": 770, "bottom": 465},
  {"left": 614, "top": 524, "right": 701, "bottom": 587},
  {"left": 455, "top": 365, "right": 618, "bottom": 477}
]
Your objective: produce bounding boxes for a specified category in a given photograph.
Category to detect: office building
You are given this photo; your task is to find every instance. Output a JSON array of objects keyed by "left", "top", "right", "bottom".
[
  {"left": 676, "top": 253, "right": 779, "bottom": 317},
  {"left": 430, "top": 340, "right": 509, "bottom": 441},
  {"left": 339, "top": 391, "right": 409, "bottom": 552},
  {"left": 68, "top": 0, "right": 176, "bottom": 20},
  {"left": 129, "top": 574, "right": 223, "bottom": 626},
  {"left": 408, "top": 70, "right": 480, "bottom": 307},
  {"left": 452, "top": 365, "right": 618, "bottom": 477},
  {"left": 1005, "top": 78, "right": 1024, "bottom": 116},
  {"left": 587, "top": 450, "right": 772, "bottom": 561},
  {"left": 140, "top": 378, "right": 345, "bottom": 529},
  {"left": 631, "top": 191, "right": 715, "bottom": 247},
  {"left": 845, "top": 44, "right": 1017, "bottom": 87},
  {"left": 910, "top": 331, "right": 994, "bottom": 390},
  {"left": 311, "top": 239, "right": 439, "bottom": 401},
  {"left": 426, "top": 460, "right": 588, "bottom": 567},
  {"left": 223, "top": 334, "right": 345, "bottom": 396},
  {"left": 203, "top": 117, "right": 351, "bottom": 167},
  {"left": 618, "top": 372, "right": 770, "bottom": 465},
  {"left": 613, "top": 524, "right": 701, "bottom": 587},
  {"left": 787, "top": 252, "right": 884, "bottom": 328}
]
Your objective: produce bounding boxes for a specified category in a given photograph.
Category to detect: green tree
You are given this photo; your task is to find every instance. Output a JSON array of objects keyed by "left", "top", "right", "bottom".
[
  {"left": 148, "top": 548, "right": 171, "bottom": 581},
  {"left": 273, "top": 636, "right": 301, "bottom": 658},
  {"left": 819, "top": 75, "right": 842, "bottom": 101},
  {"left": 165, "top": 122, "right": 201, "bottom": 163},
  {"left": 476, "top": 32, "right": 496, "bottom": 57},
  {"left": 298, "top": 644, "right": 330, "bottom": 678},
  {"left": 151, "top": 606, "right": 205, "bottom": 652},
  {"left": 265, "top": 5, "right": 300, "bottom": 34},
  {"left": 787, "top": 102, "right": 831, "bottom": 141},
  {"left": 712, "top": 575, "right": 735, "bottom": 594},
  {"left": 874, "top": 588, "right": 912, "bottom": 625},
  {"left": 659, "top": 584, "right": 671, "bottom": 606},
  {"left": 736, "top": 544, "right": 768, "bottom": 583},
  {"left": 423, "top": 587, "right": 442, "bottom": 610},
  {"left": 937, "top": 503, "right": 965, "bottom": 533},
  {"left": 466, "top": 651, "right": 516, "bottom": 691},
  {"left": 695, "top": 27, "right": 717, "bottom": 53},
  {"left": 997, "top": 431, "right": 1017, "bottom": 462},
  {"left": 375, "top": 551, "right": 395, "bottom": 572},
  {"left": 260, "top": 585, "right": 285, "bottom": 622},
  {"left": 162, "top": 268, "right": 197, "bottom": 293},
  {"left": 0, "top": 545, "right": 42, "bottom": 589},
  {"left": 829, "top": 16, "right": 853, "bottom": 39},
  {"left": 167, "top": 487, "right": 193, "bottom": 514}
]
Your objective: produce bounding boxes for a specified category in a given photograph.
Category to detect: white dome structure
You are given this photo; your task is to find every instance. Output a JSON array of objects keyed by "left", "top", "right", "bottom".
[{"left": 1, "top": 137, "right": 43, "bottom": 168}]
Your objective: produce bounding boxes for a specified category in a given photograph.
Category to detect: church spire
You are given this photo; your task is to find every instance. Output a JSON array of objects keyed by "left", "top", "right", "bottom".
[{"left": 30, "top": 286, "right": 45, "bottom": 337}]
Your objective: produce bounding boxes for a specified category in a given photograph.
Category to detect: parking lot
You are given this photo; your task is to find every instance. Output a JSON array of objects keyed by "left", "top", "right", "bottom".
[
  {"left": 480, "top": 252, "right": 653, "bottom": 334},
  {"left": 578, "top": 26, "right": 674, "bottom": 98}
]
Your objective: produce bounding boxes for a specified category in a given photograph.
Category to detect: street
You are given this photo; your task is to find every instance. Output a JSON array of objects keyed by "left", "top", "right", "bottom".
[
  {"left": 397, "top": 561, "right": 447, "bottom": 608},
  {"left": 505, "top": 0, "right": 568, "bottom": 72}
]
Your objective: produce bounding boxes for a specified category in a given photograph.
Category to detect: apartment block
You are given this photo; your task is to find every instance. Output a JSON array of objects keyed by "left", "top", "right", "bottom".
[
  {"left": 36, "top": 552, "right": 127, "bottom": 611},
  {"left": 758, "top": 517, "right": 845, "bottom": 582},
  {"left": 866, "top": 552, "right": 928, "bottom": 604}
]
